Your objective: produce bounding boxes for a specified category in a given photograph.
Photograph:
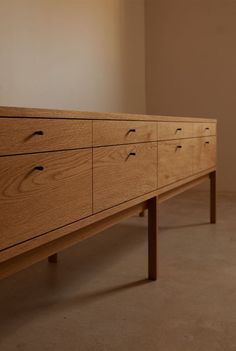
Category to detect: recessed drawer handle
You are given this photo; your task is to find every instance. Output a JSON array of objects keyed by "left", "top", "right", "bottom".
[
  {"left": 177, "top": 145, "right": 182, "bottom": 149},
  {"left": 34, "top": 166, "right": 44, "bottom": 171},
  {"left": 205, "top": 141, "right": 210, "bottom": 144},
  {"left": 205, "top": 127, "right": 210, "bottom": 130},
  {"left": 128, "top": 129, "right": 136, "bottom": 133},
  {"left": 129, "top": 152, "right": 136, "bottom": 156},
  {"left": 176, "top": 128, "right": 182, "bottom": 131},
  {"left": 34, "top": 130, "right": 44, "bottom": 136}
]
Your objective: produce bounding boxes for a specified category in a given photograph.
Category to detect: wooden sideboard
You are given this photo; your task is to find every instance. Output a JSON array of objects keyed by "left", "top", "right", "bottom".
[{"left": 0, "top": 107, "right": 217, "bottom": 280}]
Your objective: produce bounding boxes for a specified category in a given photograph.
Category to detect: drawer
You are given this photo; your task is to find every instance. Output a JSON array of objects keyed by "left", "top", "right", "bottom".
[
  {"left": 192, "top": 136, "right": 216, "bottom": 173},
  {"left": 193, "top": 123, "right": 216, "bottom": 137},
  {"left": 0, "top": 118, "right": 92, "bottom": 155},
  {"left": 158, "top": 122, "right": 193, "bottom": 140},
  {"left": 0, "top": 150, "right": 92, "bottom": 251},
  {"left": 93, "top": 120, "right": 157, "bottom": 146},
  {"left": 93, "top": 143, "right": 158, "bottom": 212},
  {"left": 158, "top": 139, "right": 193, "bottom": 188}
]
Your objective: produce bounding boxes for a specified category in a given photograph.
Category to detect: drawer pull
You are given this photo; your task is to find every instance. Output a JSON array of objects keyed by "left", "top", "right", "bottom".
[
  {"left": 205, "top": 127, "right": 210, "bottom": 130},
  {"left": 129, "top": 152, "right": 136, "bottom": 156},
  {"left": 128, "top": 129, "right": 136, "bottom": 133},
  {"left": 176, "top": 128, "right": 182, "bottom": 131},
  {"left": 176, "top": 145, "right": 182, "bottom": 149},
  {"left": 34, "top": 166, "right": 44, "bottom": 171},
  {"left": 205, "top": 141, "right": 210, "bottom": 144},
  {"left": 34, "top": 130, "right": 44, "bottom": 136}
]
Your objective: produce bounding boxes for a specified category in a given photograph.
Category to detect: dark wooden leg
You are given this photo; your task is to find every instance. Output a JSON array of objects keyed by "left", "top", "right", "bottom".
[
  {"left": 48, "top": 253, "right": 58, "bottom": 263},
  {"left": 148, "top": 197, "right": 159, "bottom": 280},
  {"left": 210, "top": 171, "right": 216, "bottom": 224}
]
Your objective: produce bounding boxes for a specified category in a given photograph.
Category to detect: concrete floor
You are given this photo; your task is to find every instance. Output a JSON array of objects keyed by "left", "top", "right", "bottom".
[{"left": 1, "top": 192, "right": 236, "bottom": 351}]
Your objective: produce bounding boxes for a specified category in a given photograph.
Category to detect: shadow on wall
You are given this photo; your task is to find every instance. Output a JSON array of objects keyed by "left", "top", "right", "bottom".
[{"left": 146, "top": 0, "right": 236, "bottom": 191}]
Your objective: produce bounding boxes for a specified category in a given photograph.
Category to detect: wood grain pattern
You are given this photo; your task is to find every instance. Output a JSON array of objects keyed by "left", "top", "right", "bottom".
[
  {"left": 93, "top": 120, "right": 157, "bottom": 146},
  {"left": 193, "top": 123, "right": 217, "bottom": 137},
  {"left": 158, "top": 139, "right": 193, "bottom": 188},
  {"left": 0, "top": 188, "right": 157, "bottom": 263},
  {"left": 158, "top": 122, "right": 193, "bottom": 140},
  {"left": 0, "top": 118, "right": 92, "bottom": 156},
  {"left": 192, "top": 136, "right": 216, "bottom": 174},
  {"left": 93, "top": 143, "right": 158, "bottom": 212},
  {"left": 0, "top": 106, "right": 217, "bottom": 122},
  {"left": 0, "top": 150, "right": 92, "bottom": 251}
]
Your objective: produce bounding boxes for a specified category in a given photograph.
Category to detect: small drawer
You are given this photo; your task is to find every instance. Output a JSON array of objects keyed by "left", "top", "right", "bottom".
[
  {"left": 193, "top": 123, "right": 216, "bottom": 137},
  {"left": 158, "top": 139, "right": 193, "bottom": 188},
  {"left": 93, "top": 142, "right": 158, "bottom": 212},
  {"left": 0, "top": 118, "right": 92, "bottom": 155},
  {"left": 0, "top": 150, "right": 92, "bottom": 250},
  {"left": 93, "top": 121, "right": 157, "bottom": 146},
  {"left": 192, "top": 136, "right": 216, "bottom": 173},
  {"left": 158, "top": 122, "right": 193, "bottom": 140}
]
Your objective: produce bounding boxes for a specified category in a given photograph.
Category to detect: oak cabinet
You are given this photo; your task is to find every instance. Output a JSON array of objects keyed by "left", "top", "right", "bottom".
[{"left": 0, "top": 106, "right": 217, "bottom": 280}]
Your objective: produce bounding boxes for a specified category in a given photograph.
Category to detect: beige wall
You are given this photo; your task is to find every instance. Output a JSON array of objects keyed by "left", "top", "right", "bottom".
[
  {"left": 0, "top": 0, "right": 146, "bottom": 114},
  {"left": 146, "top": 0, "right": 236, "bottom": 191}
]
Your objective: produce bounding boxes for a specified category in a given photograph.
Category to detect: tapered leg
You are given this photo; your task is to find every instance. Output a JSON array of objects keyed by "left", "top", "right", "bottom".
[
  {"left": 210, "top": 171, "right": 216, "bottom": 224},
  {"left": 48, "top": 254, "right": 58, "bottom": 263},
  {"left": 148, "top": 197, "right": 159, "bottom": 280}
]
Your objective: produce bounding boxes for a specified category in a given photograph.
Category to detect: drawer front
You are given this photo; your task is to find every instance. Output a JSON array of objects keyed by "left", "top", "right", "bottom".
[
  {"left": 192, "top": 136, "right": 216, "bottom": 173},
  {"left": 0, "top": 118, "right": 92, "bottom": 155},
  {"left": 158, "top": 139, "right": 193, "bottom": 188},
  {"left": 0, "top": 150, "right": 92, "bottom": 251},
  {"left": 93, "top": 121, "right": 157, "bottom": 146},
  {"left": 193, "top": 123, "right": 216, "bottom": 137},
  {"left": 93, "top": 143, "right": 158, "bottom": 212},
  {"left": 158, "top": 122, "right": 193, "bottom": 141}
]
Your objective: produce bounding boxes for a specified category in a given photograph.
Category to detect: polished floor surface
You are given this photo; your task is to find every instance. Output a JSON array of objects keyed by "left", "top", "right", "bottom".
[{"left": 0, "top": 192, "right": 236, "bottom": 351}]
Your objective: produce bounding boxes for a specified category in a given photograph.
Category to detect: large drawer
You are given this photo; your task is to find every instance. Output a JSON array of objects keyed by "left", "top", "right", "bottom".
[
  {"left": 158, "top": 122, "right": 193, "bottom": 141},
  {"left": 0, "top": 118, "right": 92, "bottom": 155},
  {"left": 192, "top": 136, "right": 216, "bottom": 173},
  {"left": 158, "top": 139, "right": 193, "bottom": 188},
  {"left": 93, "top": 143, "right": 158, "bottom": 212},
  {"left": 0, "top": 149, "right": 92, "bottom": 251},
  {"left": 93, "top": 121, "right": 157, "bottom": 146},
  {"left": 193, "top": 123, "right": 216, "bottom": 137}
]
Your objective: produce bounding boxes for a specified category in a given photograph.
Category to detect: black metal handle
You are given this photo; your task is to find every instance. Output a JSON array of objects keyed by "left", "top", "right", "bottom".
[
  {"left": 129, "top": 152, "right": 136, "bottom": 156},
  {"left": 205, "top": 141, "right": 210, "bottom": 144},
  {"left": 34, "top": 166, "right": 44, "bottom": 171},
  {"left": 177, "top": 145, "right": 182, "bottom": 149},
  {"left": 176, "top": 128, "right": 182, "bottom": 131},
  {"left": 129, "top": 129, "right": 136, "bottom": 133},
  {"left": 205, "top": 127, "right": 210, "bottom": 130},
  {"left": 34, "top": 130, "right": 44, "bottom": 135}
]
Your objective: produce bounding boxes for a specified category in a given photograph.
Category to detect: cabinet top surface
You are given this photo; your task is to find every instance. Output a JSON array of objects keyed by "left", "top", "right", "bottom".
[{"left": 0, "top": 106, "right": 217, "bottom": 123}]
